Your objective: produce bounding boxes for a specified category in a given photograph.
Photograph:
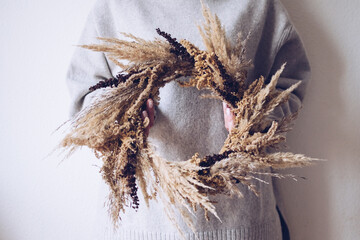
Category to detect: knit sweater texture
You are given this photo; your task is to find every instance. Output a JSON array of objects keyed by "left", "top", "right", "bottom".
[{"left": 66, "top": 0, "right": 310, "bottom": 239}]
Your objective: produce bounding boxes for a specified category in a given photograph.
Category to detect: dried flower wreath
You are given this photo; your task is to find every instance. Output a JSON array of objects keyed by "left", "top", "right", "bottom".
[{"left": 60, "top": 3, "right": 315, "bottom": 236}]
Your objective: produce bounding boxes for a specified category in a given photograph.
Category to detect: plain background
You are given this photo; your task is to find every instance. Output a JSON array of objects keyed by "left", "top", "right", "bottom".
[{"left": 0, "top": 0, "right": 359, "bottom": 239}]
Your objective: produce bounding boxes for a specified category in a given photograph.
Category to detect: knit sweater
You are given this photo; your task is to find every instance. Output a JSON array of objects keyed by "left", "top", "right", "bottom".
[{"left": 66, "top": 0, "right": 310, "bottom": 239}]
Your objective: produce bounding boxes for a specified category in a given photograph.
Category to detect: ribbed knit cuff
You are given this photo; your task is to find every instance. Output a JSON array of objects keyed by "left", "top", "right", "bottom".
[{"left": 103, "top": 222, "right": 279, "bottom": 240}]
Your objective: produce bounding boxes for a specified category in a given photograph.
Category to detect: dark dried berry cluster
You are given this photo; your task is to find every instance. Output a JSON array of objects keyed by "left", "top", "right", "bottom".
[
  {"left": 213, "top": 54, "right": 232, "bottom": 83},
  {"left": 214, "top": 86, "right": 239, "bottom": 108},
  {"left": 127, "top": 175, "right": 139, "bottom": 209},
  {"left": 121, "top": 149, "right": 139, "bottom": 210},
  {"left": 198, "top": 150, "right": 233, "bottom": 176},
  {"left": 213, "top": 55, "right": 240, "bottom": 106},
  {"left": 89, "top": 73, "right": 129, "bottom": 91},
  {"left": 156, "top": 28, "right": 194, "bottom": 64}
]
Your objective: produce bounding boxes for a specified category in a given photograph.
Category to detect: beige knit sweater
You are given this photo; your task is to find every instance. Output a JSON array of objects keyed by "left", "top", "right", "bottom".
[{"left": 66, "top": 0, "right": 310, "bottom": 239}]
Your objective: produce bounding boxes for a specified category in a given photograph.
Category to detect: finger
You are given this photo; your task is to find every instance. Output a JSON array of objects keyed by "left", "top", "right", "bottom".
[
  {"left": 223, "top": 102, "right": 228, "bottom": 130},
  {"left": 223, "top": 102, "right": 234, "bottom": 132},
  {"left": 225, "top": 108, "right": 232, "bottom": 131},
  {"left": 141, "top": 109, "right": 147, "bottom": 120},
  {"left": 227, "top": 112, "right": 234, "bottom": 132},
  {"left": 222, "top": 102, "right": 227, "bottom": 116},
  {"left": 142, "top": 110, "right": 150, "bottom": 137},
  {"left": 146, "top": 98, "right": 155, "bottom": 127}
]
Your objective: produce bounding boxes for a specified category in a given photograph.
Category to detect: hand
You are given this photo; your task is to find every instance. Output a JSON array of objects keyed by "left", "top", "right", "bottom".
[
  {"left": 223, "top": 102, "right": 235, "bottom": 132},
  {"left": 141, "top": 98, "right": 155, "bottom": 136}
]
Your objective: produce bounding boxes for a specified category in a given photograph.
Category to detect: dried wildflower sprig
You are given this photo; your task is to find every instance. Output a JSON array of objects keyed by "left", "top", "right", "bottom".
[
  {"left": 198, "top": 2, "right": 251, "bottom": 90},
  {"left": 156, "top": 28, "right": 195, "bottom": 64},
  {"left": 179, "top": 39, "right": 241, "bottom": 107},
  {"left": 60, "top": 3, "right": 316, "bottom": 238},
  {"left": 89, "top": 73, "right": 129, "bottom": 91}
]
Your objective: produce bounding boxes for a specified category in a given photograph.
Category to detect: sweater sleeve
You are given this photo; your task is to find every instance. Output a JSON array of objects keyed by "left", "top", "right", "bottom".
[
  {"left": 268, "top": 25, "right": 311, "bottom": 122},
  {"left": 247, "top": 0, "right": 311, "bottom": 123},
  {"left": 66, "top": 3, "right": 113, "bottom": 117}
]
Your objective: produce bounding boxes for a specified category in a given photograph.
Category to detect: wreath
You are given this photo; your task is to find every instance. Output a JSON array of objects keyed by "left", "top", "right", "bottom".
[{"left": 60, "top": 4, "right": 315, "bottom": 236}]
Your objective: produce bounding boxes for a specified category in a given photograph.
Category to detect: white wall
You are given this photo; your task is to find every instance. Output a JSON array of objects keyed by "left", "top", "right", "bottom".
[
  {"left": 0, "top": 0, "right": 359, "bottom": 239},
  {"left": 0, "top": 1, "right": 100, "bottom": 240}
]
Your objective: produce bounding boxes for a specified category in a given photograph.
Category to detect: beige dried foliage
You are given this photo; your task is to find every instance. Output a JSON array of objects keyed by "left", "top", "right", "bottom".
[
  {"left": 198, "top": 1, "right": 251, "bottom": 83},
  {"left": 59, "top": 3, "right": 317, "bottom": 238},
  {"left": 82, "top": 33, "right": 176, "bottom": 69}
]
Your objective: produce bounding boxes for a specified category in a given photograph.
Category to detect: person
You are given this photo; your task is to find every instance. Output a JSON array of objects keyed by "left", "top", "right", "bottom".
[{"left": 67, "top": 0, "right": 310, "bottom": 239}]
